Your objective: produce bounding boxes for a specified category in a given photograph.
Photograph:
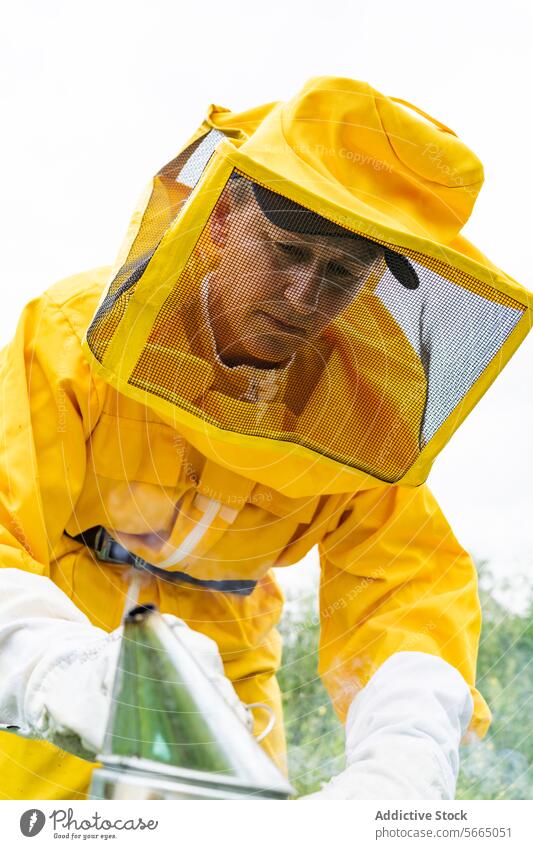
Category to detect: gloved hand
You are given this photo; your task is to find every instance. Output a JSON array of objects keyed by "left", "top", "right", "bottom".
[
  {"left": 302, "top": 652, "right": 474, "bottom": 800},
  {"left": 0, "top": 569, "right": 250, "bottom": 761}
]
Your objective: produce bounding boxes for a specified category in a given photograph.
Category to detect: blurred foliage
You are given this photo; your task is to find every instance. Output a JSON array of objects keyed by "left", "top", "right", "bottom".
[{"left": 277, "top": 560, "right": 532, "bottom": 799}]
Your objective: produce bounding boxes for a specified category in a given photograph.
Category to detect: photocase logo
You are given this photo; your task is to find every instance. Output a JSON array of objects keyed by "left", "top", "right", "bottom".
[{"left": 20, "top": 809, "right": 46, "bottom": 837}]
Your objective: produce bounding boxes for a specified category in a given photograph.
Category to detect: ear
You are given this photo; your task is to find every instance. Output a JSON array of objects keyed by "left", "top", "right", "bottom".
[{"left": 210, "top": 189, "right": 233, "bottom": 247}]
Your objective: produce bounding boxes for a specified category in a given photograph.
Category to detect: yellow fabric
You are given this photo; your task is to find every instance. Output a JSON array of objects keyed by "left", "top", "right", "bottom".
[
  {"left": 317, "top": 484, "right": 491, "bottom": 740},
  {"left": 0, "top": 270, "right": 490, "bottom": 799},
  {"left": 83, "top": 77, "right": 532, "bottom": 496},
  {"left": 218, "top": 77, "right": 484, "bottom": 244}
]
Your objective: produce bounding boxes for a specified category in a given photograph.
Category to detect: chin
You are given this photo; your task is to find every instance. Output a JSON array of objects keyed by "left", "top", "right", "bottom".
[
  {"left": 248, "top": 350, "right": 291, "bottom": 365},
  {"left": 243, "top": 325, "right": 302, "bottom": 364},
  {"left": 242, "top": 343, "right": 294, "bottom": 365}
]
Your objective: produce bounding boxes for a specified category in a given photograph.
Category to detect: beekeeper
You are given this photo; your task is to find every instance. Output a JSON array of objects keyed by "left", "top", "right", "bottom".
[{"left": 0, "top": 76, "right": 531, "bottom": 800}]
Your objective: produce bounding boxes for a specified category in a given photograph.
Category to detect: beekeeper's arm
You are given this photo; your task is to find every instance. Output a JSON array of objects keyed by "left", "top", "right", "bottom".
[
  {"left": 0, "top": 282, "right": 244, "bottom": 760},
  {"left": 309, "top": 483, "right": 491, "bottom": 799}
]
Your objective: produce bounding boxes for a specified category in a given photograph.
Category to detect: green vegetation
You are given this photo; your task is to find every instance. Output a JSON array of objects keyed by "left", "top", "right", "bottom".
[{"left": 278, "top": 561, "right": 533, "bottom": 799}]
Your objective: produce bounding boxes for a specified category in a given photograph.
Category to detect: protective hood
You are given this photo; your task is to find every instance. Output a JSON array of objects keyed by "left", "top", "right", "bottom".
[{"left": 83, "top": 76, "right": 532, "bottom": 497}]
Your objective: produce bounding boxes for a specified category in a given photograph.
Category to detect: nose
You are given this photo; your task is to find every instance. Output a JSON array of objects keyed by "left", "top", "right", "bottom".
[{"left": 282, "top": 260, "right": 322, "bottom": 315}]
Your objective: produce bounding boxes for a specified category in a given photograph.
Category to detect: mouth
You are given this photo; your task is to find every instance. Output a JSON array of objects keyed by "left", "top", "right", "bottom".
[{"left": 257, "top": 310, "right": 307, "bottom": 335}]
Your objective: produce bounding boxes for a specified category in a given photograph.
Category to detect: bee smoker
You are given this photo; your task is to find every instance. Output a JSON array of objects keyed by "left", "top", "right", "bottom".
[{"left": 89, "top": 604, "right": 293, "bottom": 800}]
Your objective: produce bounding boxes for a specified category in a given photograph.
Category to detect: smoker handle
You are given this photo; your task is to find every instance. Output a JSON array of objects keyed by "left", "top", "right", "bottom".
[{"left": 245, "top": 702, "right": 276, "bottom": 742}]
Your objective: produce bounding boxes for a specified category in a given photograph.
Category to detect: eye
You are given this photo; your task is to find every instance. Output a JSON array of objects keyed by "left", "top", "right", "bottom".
[
  {"left": 273, "top": 242, "right": 307, "bottom": 262},
  {"left": 326, "top": 261, "right": 353, "bottom": 279}
]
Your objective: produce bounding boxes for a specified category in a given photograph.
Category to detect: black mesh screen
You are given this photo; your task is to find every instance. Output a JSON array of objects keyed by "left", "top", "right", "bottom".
[
  {"left": 86, "top": 130, "right": 225, "bottom": 362},
  {"left": 88, "top": 167, "right": 525, "bottom": 482}
]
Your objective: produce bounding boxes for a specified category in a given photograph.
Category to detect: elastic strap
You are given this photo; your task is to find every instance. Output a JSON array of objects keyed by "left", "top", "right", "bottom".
[{"left": 65, "top": 527, "right": 257, "bottom": 596}]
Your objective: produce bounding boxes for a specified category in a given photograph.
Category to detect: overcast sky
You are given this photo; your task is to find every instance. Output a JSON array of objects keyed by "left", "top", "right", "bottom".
[{"left": 2, "top": 0, "right": 532, "bottom": 608}]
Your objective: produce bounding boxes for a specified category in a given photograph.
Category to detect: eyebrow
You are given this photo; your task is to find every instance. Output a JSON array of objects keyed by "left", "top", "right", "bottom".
[{"left": 260, "top": 228, "right": 380, "bottom": 268}]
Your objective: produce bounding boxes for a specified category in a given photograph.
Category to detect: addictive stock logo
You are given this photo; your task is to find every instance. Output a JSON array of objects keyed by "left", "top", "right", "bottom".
[{"left": 20, "top": 809, "right": 46, "bottom": 837}]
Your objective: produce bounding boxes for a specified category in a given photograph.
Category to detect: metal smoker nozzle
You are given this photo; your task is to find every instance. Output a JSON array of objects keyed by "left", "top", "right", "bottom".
[{"left": 89, "top": 604, "right": 293, "bottom": 800}]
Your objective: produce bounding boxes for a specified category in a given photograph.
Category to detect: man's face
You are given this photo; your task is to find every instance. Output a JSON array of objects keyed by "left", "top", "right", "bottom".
[{"left": 207, "top": 186, "right": 382, "bottom": 367}]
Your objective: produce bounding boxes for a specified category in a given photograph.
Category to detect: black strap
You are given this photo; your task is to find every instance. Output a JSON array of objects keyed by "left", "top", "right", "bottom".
[{"left": 65, "top": 526, "right": 257, "bottom": 596}]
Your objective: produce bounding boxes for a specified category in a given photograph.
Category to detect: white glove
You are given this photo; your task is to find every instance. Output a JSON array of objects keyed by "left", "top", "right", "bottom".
[
  {"left": 0, "top": 568, "right": 250, "bottom": 760},
  {"left": 304, "top": 651, "right": 474, "bottom": 800}
]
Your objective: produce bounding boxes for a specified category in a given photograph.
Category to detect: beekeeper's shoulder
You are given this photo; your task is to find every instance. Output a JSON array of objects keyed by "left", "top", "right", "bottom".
[{"left": 42, "top": 266, "right": 111, "bottom": 344}]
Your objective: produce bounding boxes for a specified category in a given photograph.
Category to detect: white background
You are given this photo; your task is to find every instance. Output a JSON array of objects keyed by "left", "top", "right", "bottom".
[{"left": 1, "top": 0, "right": 532, "bottom": 610}]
